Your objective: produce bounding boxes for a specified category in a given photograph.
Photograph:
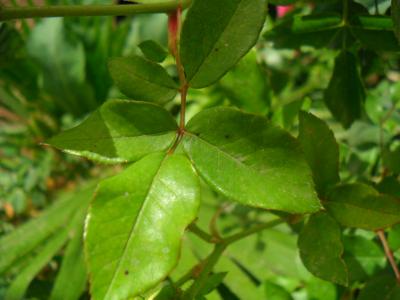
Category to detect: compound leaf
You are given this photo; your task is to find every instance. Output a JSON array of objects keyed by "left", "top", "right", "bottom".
[
  {"left": 298, "top": 111, "right": 340, "bottom": 197},
  {"left": 298, "top": 212, "right": 348, "bottom": 286},
  {"left": 48, "top": 100, "right": 177, "bottom": 163},
  {"left": 183, "top": 107, "right": 321, "bottom": 213},
  {"left": 326, "top": 183, "right": 400, "bottom": 230},
  {"left": 85, "top": 153, "right": 200, "bottom": 300},
  {"left": 109, "top": 55, "right": 178, "bottom": 104},
  {"left": 180, "top": 0, "right": 267, "bottom": 88}
]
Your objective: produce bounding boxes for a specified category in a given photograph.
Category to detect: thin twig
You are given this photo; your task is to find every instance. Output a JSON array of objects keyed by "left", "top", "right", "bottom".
[
  {"left": 188, "top": 223, "right": 216, "bottom": 244},
  {"left": 377, "top": 230, "right": 400, "bottom": 283}
]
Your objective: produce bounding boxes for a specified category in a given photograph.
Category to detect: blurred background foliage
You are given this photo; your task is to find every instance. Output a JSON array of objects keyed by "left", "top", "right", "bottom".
[{"left": 0, "top": 0, "right": 400, "bottom": 299}]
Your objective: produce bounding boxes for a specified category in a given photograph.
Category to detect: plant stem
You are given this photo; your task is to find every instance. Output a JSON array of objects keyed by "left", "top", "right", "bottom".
[
  {"left": 377, "top": 230, "right": 400, "bottom": 283},
  {"left": 183, "top": 243, "right": 227, "bottom": 299},
  {"left": 183, "top": 218, "right": 285, "bottom": 299},
  {"left": 224, "top": 218, "right": 286, "bottom": 244},
  {"left": 0, "top": 0, "right": 191, "bottom": 21},
  {"left": 188, "top": 223, "right": 216, "bottom": 243}
]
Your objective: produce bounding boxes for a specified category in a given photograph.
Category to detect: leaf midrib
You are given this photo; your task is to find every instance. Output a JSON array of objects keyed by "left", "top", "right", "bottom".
[{"left": 103, "top": 154, "right": 167, "bottom": 300}]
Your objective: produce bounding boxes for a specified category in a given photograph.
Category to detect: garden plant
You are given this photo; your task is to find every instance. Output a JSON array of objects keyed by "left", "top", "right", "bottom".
[{"left": 1, "top": 0, "right": 400, "bottom": 299}]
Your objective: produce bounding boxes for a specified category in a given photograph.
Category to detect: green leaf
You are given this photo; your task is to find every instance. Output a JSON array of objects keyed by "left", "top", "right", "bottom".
[
  {"left": 27, "top": 19, "right": 97, "bottom": 116},
  {"left": 138, "top": 40, "right": 168, "bottom": 63},
  {"left": 298, "top": 111, "right": 340, "bottom": 197},
  {"left": 324, "top": 51, "right": 365, "bottom": 128},
  {"left": 0, "top": 189, "right": 86, "bottom": 274},
  {"left": 350, "top": 15, "right": 400, "bottom": 52},
  {"left": 85, "top": 153, "right": 200, "bottom": 300},
  {"left": 264, "top": 14, "right": 342, "bottom": 49},
  {"left": 343, "top": 235, "right": 385, "bottom": 282},
  {"left": 218, "top": 50, "right": 270, "bottom": 113},
  {"left": 180, "top": 0, "right": 267, "bottom": 88},
  {"left": 383, "top": 145, "right": 400, "bottom": 174},
  {"left": 388, "top": 224, "right": 400, "bottom": 251},
  {"left": 49, "top": 220, "right": 87, "bottom": 300},
  {"left": 108, "top": 55, "right": 178, "bottom": 104},
  {"left": 198, "top": 272, "right": 227, "bottom": 296},
  {"left": 393, "top": 0, "right": 400, "bottom": 44},
  {"left": 4, "top": 200, "right": 89, "bottom": 300},
  {"left": 358, "top": 274, "right": 400, "bottom": 300},
  {"left": 298, "top": 212, "right": 348, "bottom": 286},
  {"left": 263, "top": 281, "right": 293, "bottom": 300},
  {"left": 325, "top": 183, "right": 400, "bottom": 230},
  {"left": 183, "top": 107, "right": 321, "bottom": 213},
  {"left": 47, "top": 100, "right": 177, "bottom": 163}
]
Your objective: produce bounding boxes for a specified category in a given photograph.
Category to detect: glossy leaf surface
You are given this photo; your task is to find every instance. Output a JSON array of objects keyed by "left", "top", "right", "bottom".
[
  {"left": 48, "top": 100, "right": 177, "bottom": 163},
  {"left": 109, "top": 55, "right": 178, "bottom": 104},
  {"left": 85, "top": 153, "right": 200, "bottom": 300},
  {"left": 183, "top": 107, "right": 321, "bottom": 213},
  {"left": 324, "top": 51, "right": 365, "bottom": 128},
  {"left": 298, "top": 111, "right": 340, "bottom": 197},
  {"left": 180, "top": 0, "right": 267, "bottom": 88},
  {"left": 326, "top": 183, "right": 400, "bottom": 230},
  {"left": 298, "top": 212, "right": 348, "bottom": 286}
]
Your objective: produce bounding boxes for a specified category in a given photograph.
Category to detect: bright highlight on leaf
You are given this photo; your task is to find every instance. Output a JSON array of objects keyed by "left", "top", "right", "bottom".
[
  {"left": 108, "top": 55, "right": 178, "bottom": 104},
  {"left": 48, "top": 100, "right": 177, "bottom": 163},
  {"left": 85, "top": 153, "right": 200, "bottom": 300},
  {"left": 180, "top": 0, "right": 267, "bottom": 88},
  {"left": 183, "top": 107, "right": 321, "bottom": 213}
]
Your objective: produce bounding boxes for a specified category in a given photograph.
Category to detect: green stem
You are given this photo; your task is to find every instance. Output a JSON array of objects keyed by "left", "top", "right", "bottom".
[
  {"left": 0, "top": 0, "right": 191, "bottom": 21},
  {"left": 183, "top": 243, "right": 227, "bottom": 299},
  {"left": 189, "top": 224, "right": 216, "bottom": 244},
  {"left": 183, "top": 218, "right": 285, "bottom": 299}
]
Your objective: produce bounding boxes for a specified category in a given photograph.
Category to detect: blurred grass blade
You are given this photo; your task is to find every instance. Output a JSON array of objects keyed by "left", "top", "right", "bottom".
[{"left": 0, "top": 185, "right": 94, "bottom": 275}]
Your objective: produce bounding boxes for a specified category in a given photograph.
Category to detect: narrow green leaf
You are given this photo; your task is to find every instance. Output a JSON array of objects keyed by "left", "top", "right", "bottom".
[
  {"left": 138, "top": 40, "right": 168, "bottom": 63},
  {"left": 108, "top": 56, "right": 178, "bottom": 104},
  {"left": 298, "top": 111, "right": 340, "bottom": 197},
  {"left": 85, "top": 153, "right": 200, "bottom": 300},
  {"left": 350, "top": 15, "right": 400, "bottom": 52},
  {"left": 183, "top": 107, "right": 321, "bottom": 213},
  {"left": 180, "top": 0, "right": 267, "bottom": 88},
  {"left": 298, "top": 212, "right": 348, "bottom": 286},
  {"left": 4, "top": 201, "right": 89, "bottom": 300},
  {"left": 393, "top": 0, "right": 400, "bottom": 44},
  {"left": 324, "top": 51, "right": 365, "bottom": 128},
  {"left": 264, "top": 14, "right": 342, "bottom": 49},
  {"left": 47, "top": 100, "right": 177, "bottom": 163},
  {"left": 49, "top": 220, "right": 87, "bottom": 300},
  {"left": 358, "top": 274, "right": 400, "bottom": 300},
  {"left": 218, "top": 50, "right": 270, "bottom": 113},
  {"left": 0, "top": 190, "right": 84, "bottom": 274},
  {"left": 326, "top": 183, "right": 400, "bottom": 230}
]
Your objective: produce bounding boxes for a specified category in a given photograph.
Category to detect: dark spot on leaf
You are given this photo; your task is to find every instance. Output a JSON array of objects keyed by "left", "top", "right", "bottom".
[
  {"left": 124, "top": 270, "right": 129, "bottom": 275},
  {"left": 225, "top": 134, "right": 230, "bottom": 139},
  {"left": 214, "top": 48, "right": 219, "bottom": 52}
]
